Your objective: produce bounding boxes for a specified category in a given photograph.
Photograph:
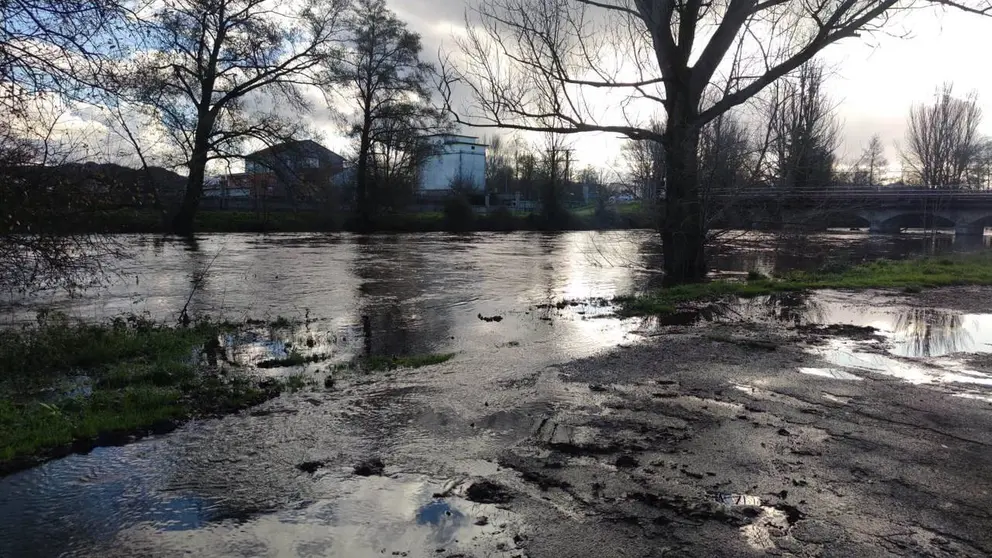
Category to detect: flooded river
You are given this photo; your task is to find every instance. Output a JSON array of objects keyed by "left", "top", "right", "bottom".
[{"left": 2, "top": 230, "right": 992, "bottom": 557}]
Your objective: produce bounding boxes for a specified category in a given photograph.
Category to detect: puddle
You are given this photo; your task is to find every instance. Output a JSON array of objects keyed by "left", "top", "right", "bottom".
[
  {"left": 728, "top": 293, "right": 992, "bottom": 358},
  {"left": 813, "top": 340, "right": 992, "bottom": 387},
  {"left": 53, "top": 473, "right": 520, "bottom": 558},
  {"left": 701, "top": 292, "right": 992, "bottom": 396}
]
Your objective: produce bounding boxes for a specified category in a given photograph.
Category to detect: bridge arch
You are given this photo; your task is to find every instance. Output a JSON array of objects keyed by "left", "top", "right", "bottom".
[
  {"left": 951, "top": 213, "right": 992, "bottom": 236},
  {"left": 868, "top": 212, "right": 956, "bottom": 234}
]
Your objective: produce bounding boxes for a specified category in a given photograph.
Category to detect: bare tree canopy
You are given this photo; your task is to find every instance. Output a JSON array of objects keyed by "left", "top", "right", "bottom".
[
  {"left": 855, "top": 134, "right": 888, "bottom": 186},
  {"left": 325, "top": 0, "right": 446, "bottom": 224},
  {"left": 1, "top": 0, "right": 125, "bottom": 114},
  {"left": 1, "top": 0, "right": 131, "bottom": 292},
  {"left": 114, "top": 0, "right": 349, "bottom": 234},
  {"left": 767, "top": 61, "right": 838, "bottom": 193},
  {"left": 904, "top": 83, "right": 985, "bottom": 188},
  {"left": 620, "top": 119, "right": 665, "bottom": 202},
  {"left": 440, "top": 0, "right": 992, "bottom": 283}
]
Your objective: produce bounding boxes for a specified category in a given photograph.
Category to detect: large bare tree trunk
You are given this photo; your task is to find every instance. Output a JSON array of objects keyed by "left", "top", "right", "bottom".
[
  {"left": 662, "top": 100, "right": 706, "bottom": 284},
  {"left": 355, "top": 120, "right": 372, "bottom": 230},
  {"left": 172, "top": 118, "right": 214, "bottom": 235}
]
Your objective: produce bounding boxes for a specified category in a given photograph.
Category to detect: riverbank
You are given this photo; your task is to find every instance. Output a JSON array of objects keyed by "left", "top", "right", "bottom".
[
  {"left": 491, "top": 311, "right": 992, "bottom": 557},
  {"left": 32, "top": 205, "right": 656, "bottom": 234},
  {"left": 27, "top": 286, "right": 986, "bottom": 557},
  {"left": 617, "top": 252, "right": 992, "bottom": 315},
  {"left": 0, "top": 312, "right": 468, "bottom": 476},
  {"left": 0, "top": 314, "right": 286, "bottom": 475}
]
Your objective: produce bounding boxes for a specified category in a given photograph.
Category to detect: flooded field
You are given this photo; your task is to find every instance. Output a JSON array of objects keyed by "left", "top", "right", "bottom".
[{"left": 2, "top": 230, "right": 992, "bottom": 557}]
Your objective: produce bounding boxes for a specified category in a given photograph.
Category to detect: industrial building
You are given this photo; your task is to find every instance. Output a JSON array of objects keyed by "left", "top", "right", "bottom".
[{"left": 418, "top": 134, "right": 487, "bottom": 193}]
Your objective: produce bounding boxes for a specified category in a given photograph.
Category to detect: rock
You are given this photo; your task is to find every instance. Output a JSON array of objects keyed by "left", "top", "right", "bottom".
[
  {"left": 478, "top": 313, "right": 504, "bottom": 322},
  {"left": 615, "top": 454, "right": 640, "bottom": 468},
  {"left": 296, "top": 460, "right": 324, "bottom": 474},
  {"left": 324, "top": 377, "right": 335, "bottom": 389},
  {"left": 777, "top": 428, "right": 792, "bottom": 436},
  {"left": 354, "top": 457, "right": 385, "bottom": 476},
  {"left": 589, "top": 383, "right": 608, "bottom": 392},
  {"left": 474, "top": 516, "right": 489, "bottom": 526},
  {"left": 466, "top": 480, "right": 513, "bottom": 503}
]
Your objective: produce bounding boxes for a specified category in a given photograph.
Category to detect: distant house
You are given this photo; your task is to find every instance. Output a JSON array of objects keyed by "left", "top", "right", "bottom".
[
  {"left": 244, "top": 140, "right": 346, "bottom": 202},
  {"left": 419, "top": 134, "right": 487, "bottom": 193}
]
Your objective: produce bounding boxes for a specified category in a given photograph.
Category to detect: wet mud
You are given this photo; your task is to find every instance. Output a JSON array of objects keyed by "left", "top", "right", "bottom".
[{"left": 4, "top": 284, "right": 992, "bottom": 556}]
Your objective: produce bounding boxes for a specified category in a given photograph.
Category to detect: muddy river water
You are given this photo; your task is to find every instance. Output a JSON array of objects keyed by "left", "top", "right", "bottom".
[{"left": 2, "top": 230, "right": 992, "bottom": 557}]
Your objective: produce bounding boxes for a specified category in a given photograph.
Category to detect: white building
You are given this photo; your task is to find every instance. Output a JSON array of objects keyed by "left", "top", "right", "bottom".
[{"left": 419, "top": 134, "right": 487, "bottom": 192}]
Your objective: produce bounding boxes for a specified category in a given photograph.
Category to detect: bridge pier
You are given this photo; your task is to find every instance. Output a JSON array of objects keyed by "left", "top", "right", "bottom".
[
  {"left": 869, "top": 220, "right": 902, "bottom": 234},
  {"left": 954, "top": 223, "right": 986, "bottom": 236}
]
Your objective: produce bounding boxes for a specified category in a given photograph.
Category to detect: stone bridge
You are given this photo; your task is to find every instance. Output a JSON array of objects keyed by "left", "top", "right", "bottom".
[{"left": 714, "top": 189, "right": 992, "bottom": 235}]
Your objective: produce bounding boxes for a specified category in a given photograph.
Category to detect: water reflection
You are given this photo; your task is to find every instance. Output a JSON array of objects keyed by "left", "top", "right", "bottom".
[
  {"left": 722, "top": 294, "right": 989, "bottom": 360},
  {"left": 96, "top": 474, "right": 512, "bottom": 558},
  {"left": 892, "top": 309, "right": 968, "bottom": 358}
]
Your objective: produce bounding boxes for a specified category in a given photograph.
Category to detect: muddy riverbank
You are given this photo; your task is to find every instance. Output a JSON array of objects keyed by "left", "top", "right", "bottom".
[
  {"left": 494, "top": 325, "right": 992, "bottom": 557},
  {"left": 4, "top": 287, "right": 991, "bottom": 557}
]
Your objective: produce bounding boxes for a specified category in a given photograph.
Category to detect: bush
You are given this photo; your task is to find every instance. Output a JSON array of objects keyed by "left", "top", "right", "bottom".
[
  {"left": 443, "top": 194, "right": 475, "bottom": 231},
  {"left": 485, "top": 206, "right": 517, "bottom": 231}
]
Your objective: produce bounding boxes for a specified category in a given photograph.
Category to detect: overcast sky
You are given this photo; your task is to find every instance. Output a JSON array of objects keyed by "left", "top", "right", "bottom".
[
  {"left": 333, "top": 2, "right": 992, "bottom": 177},
  {"left": 63, "top": 1, "right": 991, "bottom": 177}
]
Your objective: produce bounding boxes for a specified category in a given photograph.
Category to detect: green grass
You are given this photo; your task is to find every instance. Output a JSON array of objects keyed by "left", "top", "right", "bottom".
[
  {"left": 616, "top": 253, "right": 992, "bottom": 316},
  {"left": 361, "top": 352, "right": 456, "bottom": 371},
  {"left": 0, "top": 313, "right": 281, "bottom": 471},
  {"left": 256, "top": 351, "right": 328, "bottom": 368},
  {"left": 282, "top": 372, "right": 316, "bottom": 393}
]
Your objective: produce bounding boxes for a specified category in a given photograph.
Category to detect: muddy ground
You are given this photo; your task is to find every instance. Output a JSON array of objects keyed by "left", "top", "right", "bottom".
[
  {"left": 361, "top": 289, "right": 992, "bottom": 558},
  {"left": 485, "top": 329, "right": 992, "bottom": 557},
  {"left": 8, "top": 288, "right": 992, "bottom": 558}
]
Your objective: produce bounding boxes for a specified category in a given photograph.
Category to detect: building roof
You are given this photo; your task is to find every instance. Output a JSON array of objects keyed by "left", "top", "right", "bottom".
[{"left": 246, "top": 140, "right": 341, "bottom": 160}]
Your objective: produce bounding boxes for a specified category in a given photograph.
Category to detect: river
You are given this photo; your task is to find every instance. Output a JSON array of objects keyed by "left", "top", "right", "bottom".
[{"left": 2, "top": 230, "right": 992, "bottom": 557}]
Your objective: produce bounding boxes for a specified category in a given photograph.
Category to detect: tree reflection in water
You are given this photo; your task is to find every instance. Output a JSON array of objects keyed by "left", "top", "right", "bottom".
[{"left": 892, "top": 308, "right": 967, "bottom": 358}]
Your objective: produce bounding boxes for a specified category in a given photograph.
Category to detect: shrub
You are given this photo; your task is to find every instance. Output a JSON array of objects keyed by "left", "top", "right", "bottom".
[{"left": 443, "top": 194, "right": 475, "bottom": 231}]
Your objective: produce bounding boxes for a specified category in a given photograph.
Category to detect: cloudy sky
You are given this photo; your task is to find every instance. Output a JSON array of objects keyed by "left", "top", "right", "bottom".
[
  {"left": 48, "top": 0, "right": 991, "bottom": 177},
  {"left": 369, "top": 2, "right": 992, "bottom": 177}
]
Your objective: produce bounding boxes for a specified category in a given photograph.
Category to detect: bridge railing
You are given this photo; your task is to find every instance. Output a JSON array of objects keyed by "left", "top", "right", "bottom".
[{"left": 702, "top": 188, "right": 992, "bottom": 201}]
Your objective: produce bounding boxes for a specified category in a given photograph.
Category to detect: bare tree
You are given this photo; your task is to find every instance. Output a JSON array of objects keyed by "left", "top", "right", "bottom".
[
  {"left": 365, "top": 103, "right": 443, "bottom": 209},
  {"left": 855, "top": 134, "right": 888, "bottom": 187},
  {"left": 440, "top": 0, "right": 991, "bottom": 283},
  {"left": 620, "top": 119, "right": 665, "bottom": 202},
  {"left": 1, "top": 0, "right": 131, "bottom": 292},
  {"left": 699, "top": 112, "right": 753, "bottom": 195},
  {"left": 767, "top": 61, "right": 838, "bottom": 193},
  {"left": 967, "top": 139, "right": 992, "bottom": 189},
  {"left": 539, "top": 130, "right": 573, "bottom": 224},
  {"left": 484, "top": 134, "right": 517, "bottom": 194},
  {"left": 327, "top": 0, "right": 445, "bottom": 225},
  {"left": 116, "top": 0, "right": 348, "bottom": 235},
  {"left": 1, "top": 0, "right": 125, "bottom": 116},
  {"left": 904, "top": 83, "right": 984, "bottom": 188},
  {"left": 0, "top": 105, "right": 127, "bottom": 293}
]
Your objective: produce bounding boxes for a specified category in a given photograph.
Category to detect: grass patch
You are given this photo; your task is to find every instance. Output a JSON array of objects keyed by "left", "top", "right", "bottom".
[
  {"left": 0, "top": 313, "right": 281, "bottom": 473},
  {"left": 282, "top": 372, "right": 316, "bottom": 393},
  {"left": 617, "top": 253, "right": 992, "bottom": 317},
  {"left": 256, "top": 351, "right": 328, "bottom": 369},
  {"left": 361, "top": 353, "right": 456, "bottom": 371}
]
